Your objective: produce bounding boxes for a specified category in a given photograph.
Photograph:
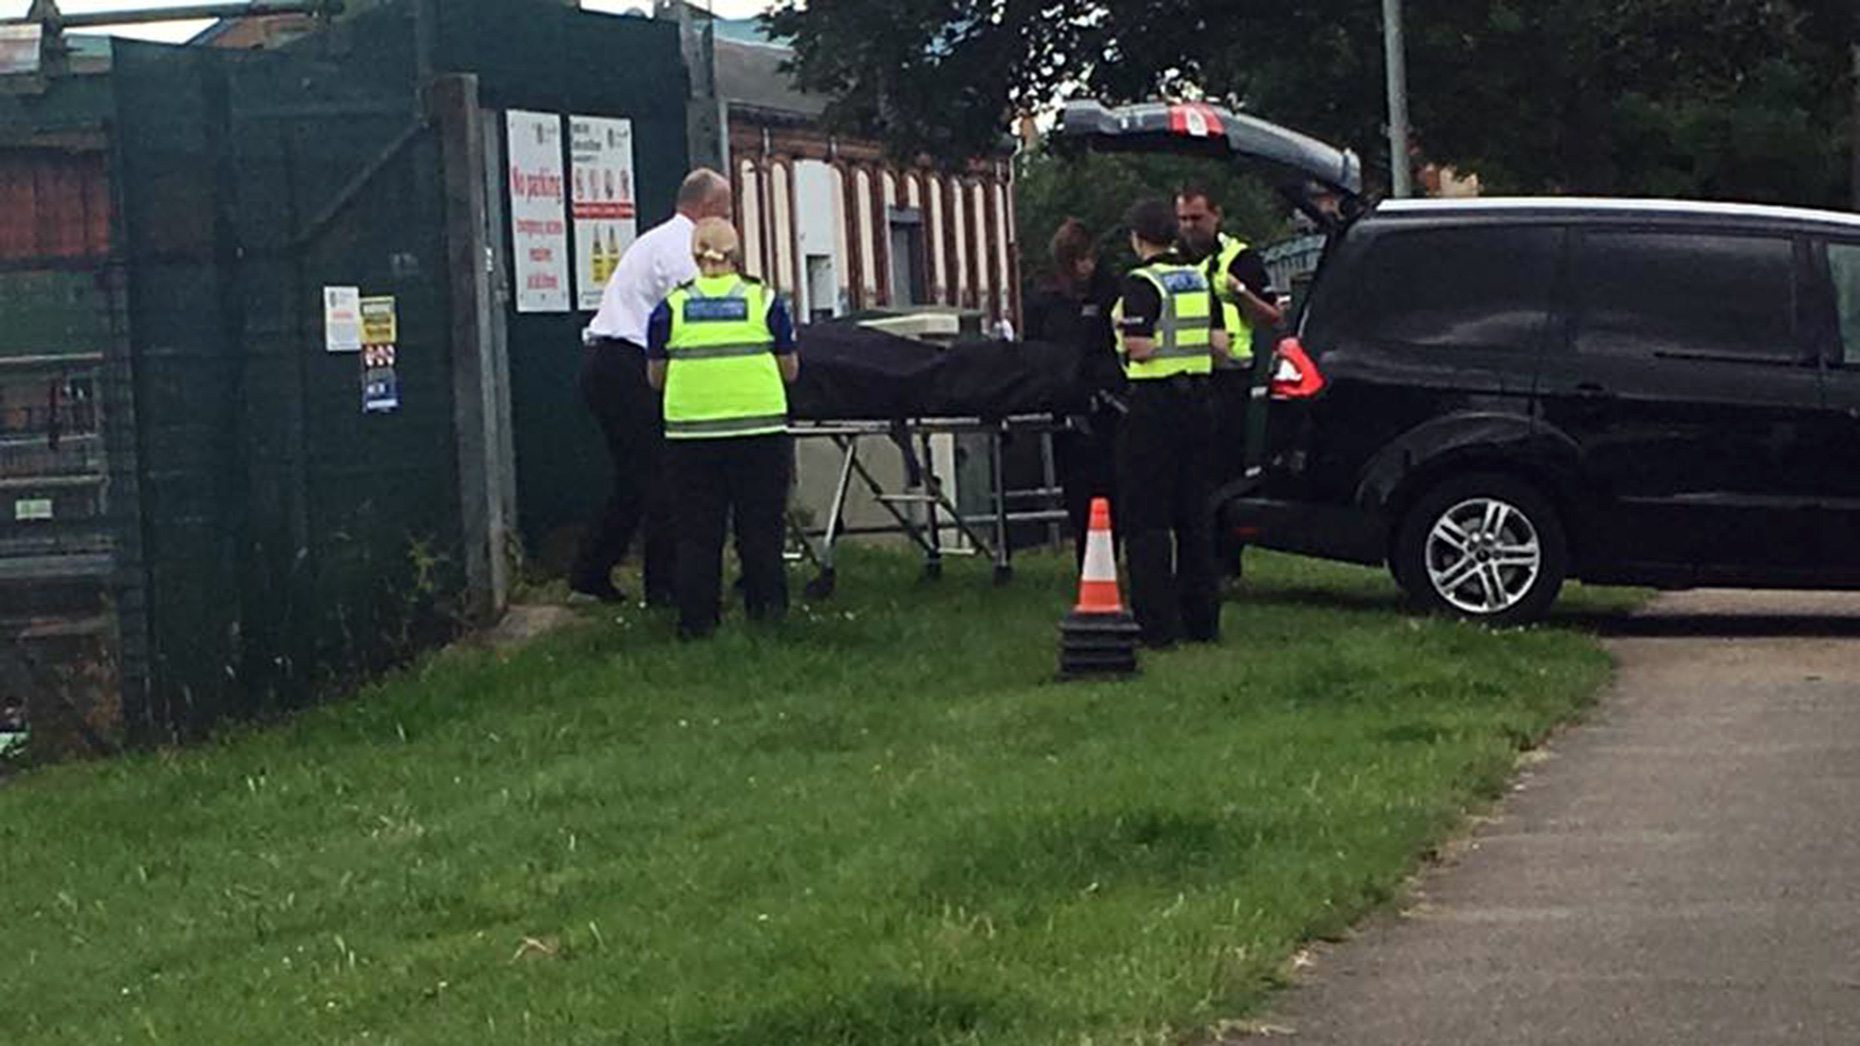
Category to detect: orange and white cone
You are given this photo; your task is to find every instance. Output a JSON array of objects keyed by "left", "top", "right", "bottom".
[{"left": 1057, "top": 497, "right": 1141, "bottom": 679}]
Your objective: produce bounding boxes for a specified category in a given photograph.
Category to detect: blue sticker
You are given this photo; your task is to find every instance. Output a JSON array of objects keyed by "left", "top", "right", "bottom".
[
  {"left": 363, "top": 367, "right": 400, "bottom": 414},
  {"left": 683, "top": 297, "right": 750, "bottom": 322},
  {"left": 1157, "top": 270, "right": 1209, "bottom": 294}
]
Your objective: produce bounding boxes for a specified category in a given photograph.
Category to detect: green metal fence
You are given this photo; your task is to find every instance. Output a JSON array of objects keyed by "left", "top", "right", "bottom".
[
  {"left": 0, "top": 0, "right": 691, "bottom": 753},
  {"left": 0, "top": 65, "right": 137, "bottom": 756},
  {"left": 110, "top": 35, "right": 461, "bottom": 738},
  {"left": 437, "top": 0, "right": 692, "bottom": 564}
]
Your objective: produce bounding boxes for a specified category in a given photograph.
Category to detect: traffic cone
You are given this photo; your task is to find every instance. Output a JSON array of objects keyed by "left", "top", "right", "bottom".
[{"left": 1057, "top": 497, "right": 1141, "bottom": 679}]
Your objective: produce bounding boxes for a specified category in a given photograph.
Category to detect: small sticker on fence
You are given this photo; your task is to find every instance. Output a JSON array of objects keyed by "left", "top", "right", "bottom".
[
  {"left": 363, "top": 365, "right": 400, "bottom": 414},
  {"left": 14, "top": 498, "right": 53, "bottom": 522},
  {"left": 360, "top": 296, "right": 398, "bottom": 345}
]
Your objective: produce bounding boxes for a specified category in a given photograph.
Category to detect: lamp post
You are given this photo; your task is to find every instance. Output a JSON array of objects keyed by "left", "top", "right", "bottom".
[{"left": 1382, "top": 0, "right": 1412, "bottom": 197}]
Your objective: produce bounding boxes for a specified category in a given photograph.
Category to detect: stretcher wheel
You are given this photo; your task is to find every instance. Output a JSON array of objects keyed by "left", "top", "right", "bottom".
[
  {"left": 922, "top": 560, "right": 943, "bottom": 581},
  {"left": 993, "top": 564, "right": 1013, "bottom": 586}
]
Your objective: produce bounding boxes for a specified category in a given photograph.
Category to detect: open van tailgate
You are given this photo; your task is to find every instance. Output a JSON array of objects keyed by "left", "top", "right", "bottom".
[{"left": 1054, "top": 100, "right": 1363, "bottom": 226}]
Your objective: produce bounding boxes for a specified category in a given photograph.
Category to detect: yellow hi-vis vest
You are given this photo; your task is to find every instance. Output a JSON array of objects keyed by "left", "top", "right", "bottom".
[
  {"left": 1114, "top": 261, "right": 1215, "bottom": 380},
  {"left": 1209, "top": 232, "right": 1254, "bottom": 369},
  {"left": 662, "top": 275, "right": 788, "bottom": 439}
]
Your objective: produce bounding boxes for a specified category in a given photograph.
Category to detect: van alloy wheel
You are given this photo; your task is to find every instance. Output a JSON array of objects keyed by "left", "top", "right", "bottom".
[
  {"left": 1423, "top": 497, "right": 1543, "bottom": 615},
  {"left": 1394, "top": 474, "right": 1567, "bottom": 626}
]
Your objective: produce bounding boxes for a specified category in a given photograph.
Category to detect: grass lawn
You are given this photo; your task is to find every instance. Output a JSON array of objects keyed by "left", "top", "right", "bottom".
[{"left": 4, "top": 549, "right": 1640, "bottom": 1045}]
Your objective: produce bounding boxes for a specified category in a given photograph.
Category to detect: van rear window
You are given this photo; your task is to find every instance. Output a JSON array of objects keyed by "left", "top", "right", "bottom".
[{"left": 1350, "top": 227, "right": 1559, "bottom": 353}]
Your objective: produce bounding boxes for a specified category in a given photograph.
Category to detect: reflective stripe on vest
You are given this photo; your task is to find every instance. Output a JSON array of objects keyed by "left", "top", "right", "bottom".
[
  {"left": 662, "top": 275, "right": 789, "bottom": 440},
  {"left": 666, "top": 341, "right": 772, "bottom": 360},
  {"left": 1209, "top": 232, "right": 1254, "bottom": 369},
  {"left": 665, "top": 414, "right": 790, "bottom": 437},
  {"left": 1114, "top": 262, "right": 1215, "bottom": 380}
]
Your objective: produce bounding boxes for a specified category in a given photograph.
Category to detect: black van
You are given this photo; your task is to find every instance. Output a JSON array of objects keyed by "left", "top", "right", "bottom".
[{"left": 1058, "top": 104, "right": 1860, "bottom": 624}]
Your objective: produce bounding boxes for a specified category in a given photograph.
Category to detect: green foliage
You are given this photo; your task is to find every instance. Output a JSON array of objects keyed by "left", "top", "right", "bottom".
[
  {"left": 1013, "top": 148, "right": 1291, "bottom": 283},
  {"left": 766, "top": 0, "right": 1858, "bottom": 206},
  {"left": 2, "top": 549, "right": 1638, "bottom": 1045}
]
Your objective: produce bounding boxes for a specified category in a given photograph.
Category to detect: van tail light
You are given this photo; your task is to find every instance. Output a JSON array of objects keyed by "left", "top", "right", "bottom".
[{"left": 1269, "top": 337, "right": 1326, "bottom": 400}]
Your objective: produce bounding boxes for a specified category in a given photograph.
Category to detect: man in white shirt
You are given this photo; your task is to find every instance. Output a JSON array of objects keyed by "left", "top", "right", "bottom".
[{"left": 572, "top": 168, "right": 734, "bottom": 603}]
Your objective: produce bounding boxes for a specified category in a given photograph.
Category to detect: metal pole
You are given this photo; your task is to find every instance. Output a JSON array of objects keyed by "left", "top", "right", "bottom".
[
  {"left": 413, "top": 0, "right": 436, "bottom": 86},
  {"left": 1382, "top": 0, "right": 1413, "bottom": 198},
  {"left": 432, "top": 74, "right": 507, "bottom": 619},
  {"left": 1851, "top": 42, "right": 1860, "bottom": 211},
  {"left": 8, "top": 1, "right": 341, "bottom": 29}
]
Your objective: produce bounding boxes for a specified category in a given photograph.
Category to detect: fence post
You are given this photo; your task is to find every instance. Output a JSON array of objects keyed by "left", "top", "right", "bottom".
[
  {"left": 429, "top": 73, "right": 513, "bottom": 621},
  {"left": 1852, "top": 42, "right": 1859, "bottom": 212}
]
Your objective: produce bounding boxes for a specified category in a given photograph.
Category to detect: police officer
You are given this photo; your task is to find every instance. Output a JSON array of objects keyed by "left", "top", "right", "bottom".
[
  {"left": 1176, "top": 184, "right": 1284, "bottom": 578},
  {"left": 646, "top": 218, "right": 800, "bottom": 639},
  {"left": 1113, "top": 198, "right": 1228, "bottom": 647}
]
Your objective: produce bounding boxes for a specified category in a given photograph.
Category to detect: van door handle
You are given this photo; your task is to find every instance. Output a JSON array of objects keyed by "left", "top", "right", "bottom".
[{"left": 1573, "top": 382, "right": 1615, "bottom": 399}]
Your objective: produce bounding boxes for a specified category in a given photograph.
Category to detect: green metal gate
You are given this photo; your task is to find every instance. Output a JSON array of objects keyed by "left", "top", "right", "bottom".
[
  {"left": 0, "top": 0, "right": 693, "bottom": 754},
  {"left": 107, "top": 34, "right": 464, "bottom": 739},
  {"left": 0, "top": 93, "right": 135, "bottom": 756},
  {"left": 438, "top": 0, "right": 692, "bottom": 565}
]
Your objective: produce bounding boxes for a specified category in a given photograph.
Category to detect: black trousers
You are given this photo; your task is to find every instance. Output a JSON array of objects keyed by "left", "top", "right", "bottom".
[
  {"left": 667, "top": 433, "right": 792, "bottom": 637},
  {"left": 1212, "top": 366, "right": 1255, "bottom": 576},
  {"left": 1053, "top": 405, "right": 1120, "bottom": 566},
  {"left": 572, "top": 342, "right": 675, "bottom": 600},
  {"left": 1212, "top": 366, "right": 1255, "bottom": 484},
  {"left": 1116, "top": 377, "right": 1219, "bottom": 646}
]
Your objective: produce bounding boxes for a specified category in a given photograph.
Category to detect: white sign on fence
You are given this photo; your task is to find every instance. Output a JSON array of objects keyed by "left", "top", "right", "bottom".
[
  {"left": 323, "top": 285, "right": 362, "bottom": 353},
  {"left": 505, "top": 110, "right": 571, "bottom": 314},
  {"left": 570, "top": 116, "right": 640, "bottom": 312}
]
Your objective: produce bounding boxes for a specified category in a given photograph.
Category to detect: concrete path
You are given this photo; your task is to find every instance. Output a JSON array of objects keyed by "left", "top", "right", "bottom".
[{"left": 1260, "top": 591, "right": 1860, "bottom": 1045}]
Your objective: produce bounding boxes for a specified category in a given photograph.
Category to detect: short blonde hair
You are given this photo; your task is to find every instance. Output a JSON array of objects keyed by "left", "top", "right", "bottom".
[{"left": 692, "top": 217, "right": 740, "bottom": 266}]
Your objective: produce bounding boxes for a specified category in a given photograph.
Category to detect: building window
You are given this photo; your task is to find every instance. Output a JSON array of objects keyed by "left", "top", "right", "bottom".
[{"left": 888, "top": 207, "right": 927, "bottom": 307}]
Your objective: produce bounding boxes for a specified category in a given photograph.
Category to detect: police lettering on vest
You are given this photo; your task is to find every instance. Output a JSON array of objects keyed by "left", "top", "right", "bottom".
[
  {"left": 661, "top": 275, "right": 789, "bottom": 439},
  {"left": 1208, "top": 232, "right": 1253, "bottom": 368},
  {"left": 1114, "top": 261, "right": 1217, "bottom": 381}
]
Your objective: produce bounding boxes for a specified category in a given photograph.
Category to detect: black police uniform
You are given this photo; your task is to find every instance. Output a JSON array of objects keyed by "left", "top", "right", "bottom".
[{"left": 1114, "top": 252, "right": 1225, "bottom": 647}]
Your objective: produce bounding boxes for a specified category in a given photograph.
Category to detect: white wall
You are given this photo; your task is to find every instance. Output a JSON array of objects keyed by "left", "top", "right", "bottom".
[
  {"left": 793, "top": 159, "right": 844, "bottom": 318},
  {"left": 854, "top": 168, "right": 877, "bottom": 302},
  {"left": 737, "top": 159, "right": 763, "bottom": 280},
  {"left": 926, "top": 174, "right": 945, "bottom": 303},
  {"left": 993, "top": 181, "right": 1012, "bottom": 320},
  {"left": 770, "top": 163, "right": 794, "bottom": 296}
]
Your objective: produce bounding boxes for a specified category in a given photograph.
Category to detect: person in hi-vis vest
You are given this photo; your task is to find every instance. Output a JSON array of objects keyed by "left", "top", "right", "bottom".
[
  {"left": 576, "top": 169, "right": 735, "bottom": 606},
  {"left": 1177, "top": 184, "right": 1284, "bottom": 581},
  {"left": 1112, "top": 198, "right": 1229, "bottom": 648},
  {"left": 646, "top": 218, "right": 800, "bottom": 639}
]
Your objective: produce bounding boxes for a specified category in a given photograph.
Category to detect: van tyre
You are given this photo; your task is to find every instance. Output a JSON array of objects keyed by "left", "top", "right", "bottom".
[{"left": 1393, "top": 473, "right": 1567, "bottom": 627}]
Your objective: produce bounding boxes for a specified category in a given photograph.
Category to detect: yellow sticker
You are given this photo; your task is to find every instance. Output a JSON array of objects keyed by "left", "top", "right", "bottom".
[{"left": 360, "top": 296, "right": 398, "bottom": 346}]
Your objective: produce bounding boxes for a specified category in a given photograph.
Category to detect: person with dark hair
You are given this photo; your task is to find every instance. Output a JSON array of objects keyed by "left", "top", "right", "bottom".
[
  {"left": 1176, "top": 184, "right": 1285, "bottom": 581},
  {"left": 1022, "top": 218, "right": 1124, "bottom": 563},
  {"left": 1112, "top": 197, "right": 1228, "bottom": 647}
]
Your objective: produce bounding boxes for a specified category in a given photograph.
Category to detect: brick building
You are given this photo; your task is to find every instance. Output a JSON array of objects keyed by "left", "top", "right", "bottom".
[{"left": 698, "top": 12, "right": 1019, "bottom": 327}]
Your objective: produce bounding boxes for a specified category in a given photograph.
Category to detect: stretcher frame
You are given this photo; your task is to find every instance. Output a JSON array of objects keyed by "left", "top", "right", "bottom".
[{"left": 784, "top": 414, "right": 1075, "bottom": 597}]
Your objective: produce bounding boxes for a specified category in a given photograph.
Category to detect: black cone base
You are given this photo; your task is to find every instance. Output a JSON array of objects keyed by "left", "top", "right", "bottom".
[{"left": 1057, "top": 609, "right": 1142, "bottom": 679}]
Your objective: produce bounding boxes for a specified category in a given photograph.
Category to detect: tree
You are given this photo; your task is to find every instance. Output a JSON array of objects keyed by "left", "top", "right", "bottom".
[
  {"left": 766, "top": 0, "right": 1858, "bottom": 208},
  {"left": 1013, "top": 149, "right": 1288, "bottom": 284},
  {"left": 764, "top": 0, "right": 1228, "bottom": 164}
]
